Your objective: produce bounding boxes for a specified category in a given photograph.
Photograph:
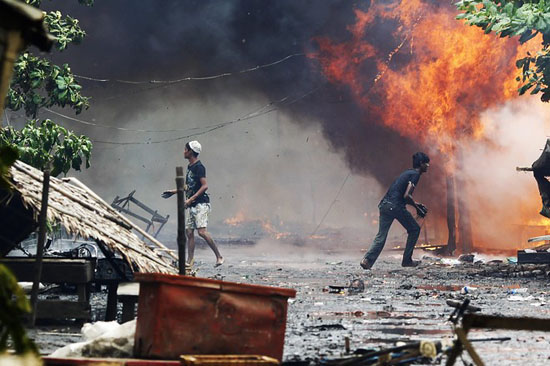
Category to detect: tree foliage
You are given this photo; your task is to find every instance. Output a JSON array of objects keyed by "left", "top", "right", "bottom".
[
  {"left": 0, "top": 265, "right": 38, "bottom": 355},
  {"left": 456, "top": 0, "right": 550, "bottom": 101},
  {"left": 0, "top": 119, "right": 91, "bottom": 177},
  {"left": 7, "top": 1, "right": 92, "bottom": 117},
  {"left": 8, "top": 54, "right": 87, "bottom": 117},
  {"left": 2, "top": 0, "right": 93, "bottom": 175},
  {"left": 0, "top": 146, "right": 18, "bottom": 190}
]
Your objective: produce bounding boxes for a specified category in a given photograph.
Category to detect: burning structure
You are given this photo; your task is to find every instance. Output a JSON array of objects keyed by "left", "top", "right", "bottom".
[
  {"left": 13, "top": 0, "right": 549, "bottom": 256},
  {"left": 308, "top": 0, "right": 545, "bottom": 254}
]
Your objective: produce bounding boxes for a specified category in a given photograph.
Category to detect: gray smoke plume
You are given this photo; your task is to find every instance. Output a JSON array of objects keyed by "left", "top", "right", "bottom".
[{"left": 13, "top": 0, "right": 480, "bottom": 246}]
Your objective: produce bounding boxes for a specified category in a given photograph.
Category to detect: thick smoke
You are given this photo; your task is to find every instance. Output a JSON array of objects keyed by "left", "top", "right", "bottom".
[
  {"left": 13, "top": 0, "right": 511, "bottom": 247},
  {"left": 461, "top": 98, "right": 550, "bottom": 252}
]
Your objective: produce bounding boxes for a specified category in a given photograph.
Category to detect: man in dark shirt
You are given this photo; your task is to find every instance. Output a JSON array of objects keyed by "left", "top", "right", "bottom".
[
  {"left": 360, "top": 152, "right": 430, "bottom": 269},
  {"left": 162, "top": 140, "right": 224, "bottom": 267}
]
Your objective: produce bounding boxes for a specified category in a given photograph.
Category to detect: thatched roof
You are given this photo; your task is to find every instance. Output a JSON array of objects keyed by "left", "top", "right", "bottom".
[{"left": 7, "top": 160, "right": 177, "bottom": 274}]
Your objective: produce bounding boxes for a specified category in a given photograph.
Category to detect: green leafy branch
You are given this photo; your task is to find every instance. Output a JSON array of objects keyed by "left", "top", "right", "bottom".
[
  {"left": 0, "top": 265, "right": 38, "bottom": 355},
  {"left": 8, "top": 53, "right": 89, "bottom": 117},
  {"left": 0, "top": 119, "right": 92, "bottom": 177},
  {"left": 0, "top": 146, "right": 18, "bottom": 191},
  {"left": 456, "top": 0, "right": 550, "bottom": 101},
  {"left": 24, "top": 0, "right": 94, "bottom": 7},
  {"left": 45, "top": 11, "right": 86, "bottom": 51}
]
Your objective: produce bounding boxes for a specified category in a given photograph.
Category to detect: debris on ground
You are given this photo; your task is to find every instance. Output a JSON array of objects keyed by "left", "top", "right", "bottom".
[{"left": 49, "top": 319, "right": 136, "bottom": 358}]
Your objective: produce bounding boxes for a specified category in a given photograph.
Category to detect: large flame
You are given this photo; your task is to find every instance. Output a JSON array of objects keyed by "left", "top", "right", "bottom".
[
  {"left": 311, "top": 0, "right": 527, "bottom": 154},
  {"left": 309, "top": 0, "right": 548, "bottom": 252}
]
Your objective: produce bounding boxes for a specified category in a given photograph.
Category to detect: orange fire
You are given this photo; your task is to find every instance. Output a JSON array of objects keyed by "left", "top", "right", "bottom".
[
  {"left": 224, "top": 212, "right": 291, "bottom": 240},
  {"left": 311, "top": 0, "right": 525, "bottom": 154},
  {"left": 309, "top": 0, "right": 548, "bottom": 252},
  {"left": 224, "top": 211, "right": 247, "bottom": 226}
]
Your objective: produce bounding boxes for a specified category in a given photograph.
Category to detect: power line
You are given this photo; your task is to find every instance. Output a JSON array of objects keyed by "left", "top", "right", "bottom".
[
  {"left": 92, "top": 87, "right": 319, "bottom": 145},
  {"left": 75, "top": 53, "right": 305, "bottom": 84},
  {"left": 44, "top": 95, "right": 287, "bottom": 134},
  {"left": 44, "top": 108, "right": 194, "bottom": 133},
  {"left": 311, "top": 173, "right": 351, "bottom": 236}
]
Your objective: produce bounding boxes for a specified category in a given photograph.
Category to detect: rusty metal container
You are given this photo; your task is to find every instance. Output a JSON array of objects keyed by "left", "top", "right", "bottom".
[
  {"left": 180, "top": 355, "right": 279, "bottom": 366},
  {"left": 133, "top": 273, "right": 296, "bottom": 361},
  {"left": 43, "top": 357, "right": 180, "bottom": 366}
]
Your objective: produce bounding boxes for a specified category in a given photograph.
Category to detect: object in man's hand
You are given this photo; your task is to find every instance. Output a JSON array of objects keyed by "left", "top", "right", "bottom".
[
  {"left": 416, "top": 203, "right": 428, "bottom": 218},
  {"left": 161, "top": 191, "right": 175, "bottom": 199}
]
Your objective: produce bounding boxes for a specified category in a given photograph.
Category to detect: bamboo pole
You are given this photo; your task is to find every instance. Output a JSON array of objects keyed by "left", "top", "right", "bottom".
[
  {"left": 176, "top": 167, "right": 186, "bottom": 275},
  {"left": 30, "top": 168, "right": 50, "bottom": 326}
]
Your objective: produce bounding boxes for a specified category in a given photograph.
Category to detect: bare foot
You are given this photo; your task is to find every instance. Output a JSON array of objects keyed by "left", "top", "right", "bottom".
[
  {"left": 215, "top": 257, "right": 224, "bottom": 267},
  {"left": 186, "top": 258, "right": 195, "bottom": 267}
]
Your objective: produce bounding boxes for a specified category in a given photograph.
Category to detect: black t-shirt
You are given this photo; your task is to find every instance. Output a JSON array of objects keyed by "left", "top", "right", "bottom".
[
  {"left": 381, "top": 169, "right": 421, "bottom": 207},
  {"left": 186, "top": 161, "right": 209, "bottom": 206}
]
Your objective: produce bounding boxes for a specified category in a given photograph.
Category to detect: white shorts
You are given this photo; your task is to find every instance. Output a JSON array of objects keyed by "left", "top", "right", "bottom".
[{"left": 186, "top": 203, "right": 211, "bottom": 230}]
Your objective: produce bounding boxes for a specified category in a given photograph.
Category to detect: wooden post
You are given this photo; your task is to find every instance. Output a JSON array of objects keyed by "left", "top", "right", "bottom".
[
  {"left": 457, "top": 189, "right": 474, "bottom": 253},
  {"left": 0, "top": 31, "right": 24, "bottom": 123},
  {"left": 456, "top": 149, "right": 474, "bottom": 253},
  {"left": 176, "top": 167, "right": 186, "bottom": 275},
  {"left": 446, "top": 175, "right": 457, "bottom": 254},
  {"left": 105, "top": 283, "right": 119, "bottom": 321},
  {"left": 30, "top": 167, "right": 50, "bottom": 326}
]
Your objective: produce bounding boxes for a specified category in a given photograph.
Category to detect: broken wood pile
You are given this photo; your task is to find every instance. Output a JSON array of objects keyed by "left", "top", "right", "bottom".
[
  {"left": 437, "top": 262, "right": 550, "bottom": 279},
  {"left": 4, "top": 160, "right": 176, "bottom": 274}
]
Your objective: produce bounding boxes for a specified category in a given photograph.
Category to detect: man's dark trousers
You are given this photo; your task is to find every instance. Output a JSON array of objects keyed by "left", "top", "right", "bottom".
[{"left": 363, "top": 201, "right": 421, "bottom": 266}]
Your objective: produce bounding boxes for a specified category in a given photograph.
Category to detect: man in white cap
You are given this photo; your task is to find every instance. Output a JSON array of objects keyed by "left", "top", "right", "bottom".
[{"left": 162, "top": 140, "right": 224, "bottom": 267}]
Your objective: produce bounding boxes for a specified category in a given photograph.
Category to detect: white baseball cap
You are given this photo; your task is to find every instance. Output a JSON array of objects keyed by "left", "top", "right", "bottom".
[{"left": 188, "top": 140, "right": 202, "bottom": 154}]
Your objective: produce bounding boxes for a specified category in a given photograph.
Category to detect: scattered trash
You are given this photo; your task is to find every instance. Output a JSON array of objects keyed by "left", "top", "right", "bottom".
[
  {"left": 508, "top": 295, "right": 535, "bottom": 302},
  {"left": 49, "top": 319, "right": 136, "bottom": 358},
  {"left": 461, "top": 286, "right": 478, "bottom": 294},
  {"left": 306, "top": 324, "right": 346, "bottom": 331},
  {"left": 347, "top": 278, "right": 365, "bottom": 295},
  {"left": 507, "top": 288, "right": 528, "bottom": 294},
  {"left": 506, "top": 257, "right": 518, "bottom": 264},
  {"left": 458, "top": 254, "right": 475, "bottom": 263},
  {"left": 326, "top": 278, "right": 365, "bottom": 295}
]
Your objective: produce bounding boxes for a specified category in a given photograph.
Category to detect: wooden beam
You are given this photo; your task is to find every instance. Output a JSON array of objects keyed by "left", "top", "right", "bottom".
[
  {"left": 176, "top": 167, "right": 186, "bottom": 275},
  {"left": 0, "top": 258, "right": 94, "bottom": 283},
  {"left": 34, "top": 300, "right": 91, "bottom": 321},
  {"left": 463, "top": 314, "right": 550, "bottom": 332},
  {"left": 30, "top": 167, "right": 50, "bottom": 327}
]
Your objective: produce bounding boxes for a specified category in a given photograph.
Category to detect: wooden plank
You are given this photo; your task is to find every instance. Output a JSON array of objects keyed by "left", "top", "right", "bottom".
[
  {"left": 517, "top": 250, "right": 550, "bottom": 264},
  {"left": 527, "top": 235, "right": 550, "bottom": 243},
  {"left": 455, "top": 328, "right": 484, "bottom": 366},
  {"left": 105, "top": 283, "right": 119, "bottom": 321},
  {"left": 0, "top": 258, "right": 94, "bottom": 283},
  {"left": 463, "top": 314, "right": 550, "bottom": 332},
  {"left": 35, "top": 300, "right": 91, "bottom": 320},
  {"left": 120, "top": 296, "right": 138, "bottom": 323},
  {"left": 176, "top": 166, "right": 186, "bottom": 274}
]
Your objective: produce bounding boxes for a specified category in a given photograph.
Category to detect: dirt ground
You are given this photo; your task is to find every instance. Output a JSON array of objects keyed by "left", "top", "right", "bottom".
[{"left": 28, "top": 243, "right": 550, "bottom": 365}]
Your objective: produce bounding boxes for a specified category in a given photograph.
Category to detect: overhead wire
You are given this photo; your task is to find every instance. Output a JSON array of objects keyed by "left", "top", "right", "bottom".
[
  {"left": 310, "top": 173, "right": 351, "bottom": 236},
  {"left": 91, "top": 86, "right": 320, "bottom": 145},
  {"left": 75, "top": 53, "right": 305, "bottom": 84},
  {"left": 84, "top": 53, "right": 307, "bottom": 102}
]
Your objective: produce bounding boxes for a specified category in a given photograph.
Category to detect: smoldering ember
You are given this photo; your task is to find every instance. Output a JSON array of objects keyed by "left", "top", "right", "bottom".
[{"left": 4, "top": 0, "right": 550, "bottom": 365}]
